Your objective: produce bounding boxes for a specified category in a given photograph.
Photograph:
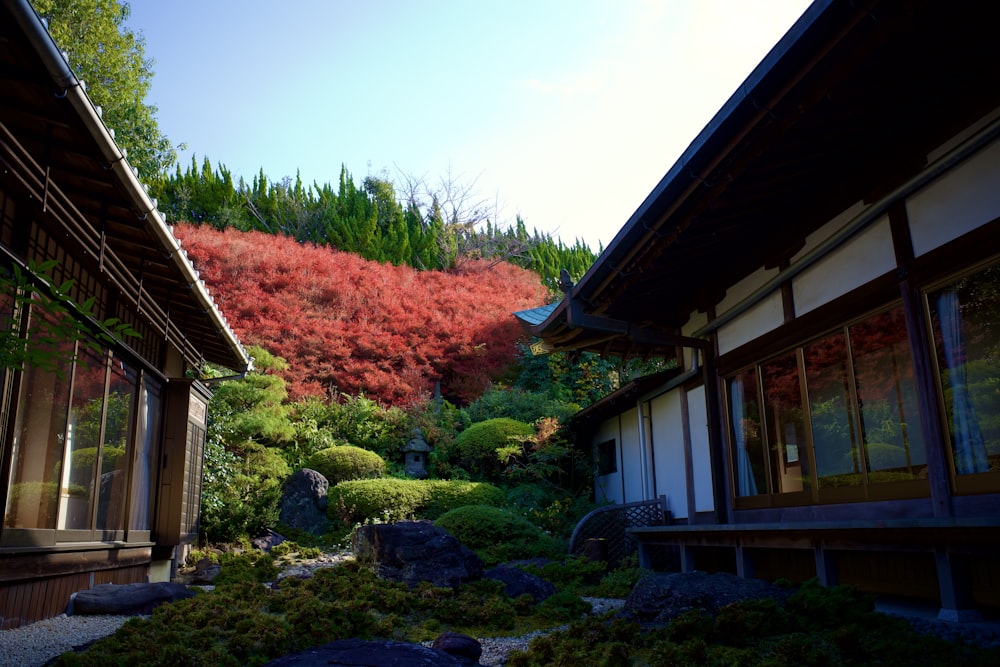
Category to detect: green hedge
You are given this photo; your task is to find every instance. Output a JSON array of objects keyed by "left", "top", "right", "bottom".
[
  {"left": 304, "top": 445, "right": 386, "bottom": 484},
  {"left": 434, "top": 504, "right": 566, "bottom": 565},
  {"left": 329, "top": 478, "right": 504, "bottom": 524}
]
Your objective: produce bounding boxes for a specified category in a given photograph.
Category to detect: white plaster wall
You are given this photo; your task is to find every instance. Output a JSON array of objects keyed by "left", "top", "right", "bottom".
[
  {"left": 619, "top": 407, "right": 645, "bottom": 503},
  {"left": 686, "top": 385, "right": 715, "bottom": 513},
  {"left": 907, "top": 137, "right": 1000, "bottom": 257},
  {"left": 717, "top": 265, "right": 780, "bottom": 314},
  {"left": 716, "top": 291, "right": 785, "bottom": 354},
  {"left": 649, "top": 390, "right": 689, "bottom": 519},
  {"left": 592, "top": 417, "right": 623, "bottom": 505},
  {"left": 681, "top": 310, "right": 708, "bottom": 371},
  {"left": 792, "top": 216, "right": 895, "bottom": 316},
  {"left": 791, "top": 200, "right": 868, "bottom": 263}
]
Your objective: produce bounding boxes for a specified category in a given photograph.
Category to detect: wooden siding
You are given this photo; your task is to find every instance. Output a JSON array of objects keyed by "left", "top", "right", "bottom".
[{"left": 0, "top": 564, "right": 146, "bottom": 630}]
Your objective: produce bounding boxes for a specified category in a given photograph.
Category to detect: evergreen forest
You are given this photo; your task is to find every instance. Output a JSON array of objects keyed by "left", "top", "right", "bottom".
[{"left": 150, "top": 157, "right": 598, "bottom": 293}]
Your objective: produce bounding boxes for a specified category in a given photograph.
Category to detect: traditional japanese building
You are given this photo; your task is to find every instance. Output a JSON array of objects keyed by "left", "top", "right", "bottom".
[
  {"left": 519, "top": 0, "right": 1000, "bottom": 620},
  {"left": 0, "top": 0, "right": 250, "bottom": 628}
]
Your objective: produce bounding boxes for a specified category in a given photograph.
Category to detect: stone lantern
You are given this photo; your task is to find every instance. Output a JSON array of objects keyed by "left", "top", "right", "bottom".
[{"left": 401, "top": 428, "right": 431, "bottom": 479}]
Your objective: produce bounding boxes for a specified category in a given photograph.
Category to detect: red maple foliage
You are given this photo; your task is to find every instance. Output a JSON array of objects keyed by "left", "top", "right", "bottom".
[{"left": 174, "top": 224, "right": 548, "bottom": 406}]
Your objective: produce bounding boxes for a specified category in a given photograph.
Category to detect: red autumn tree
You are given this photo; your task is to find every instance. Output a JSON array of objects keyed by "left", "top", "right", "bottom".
[{"left": 174, "top": 224, "right": 548, "bottom": 405}]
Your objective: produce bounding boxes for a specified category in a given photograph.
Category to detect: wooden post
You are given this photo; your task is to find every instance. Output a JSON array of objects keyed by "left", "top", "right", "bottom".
[{"left": 935, "top": 548, "right": 982, "bottom": 622}]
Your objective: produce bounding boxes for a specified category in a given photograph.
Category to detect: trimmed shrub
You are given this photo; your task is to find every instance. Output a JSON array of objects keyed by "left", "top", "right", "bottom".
[
  {"left": 450, "top": 418, "right": 534, "bottom": 483},
  {"left": 304, "top": 445, "right": 386, "bottom": 484},
  {"left": 330, "top": 478, "right": 428, "bottom": 523},
  {"left": 423, "top": 480, "right": 505, "bottom": 518},
  {"left": 329, "top": 478, "right": 504, "bottom": 524},
  {"left": 434, "top": 504, "right": 566, "bottom": 565}
]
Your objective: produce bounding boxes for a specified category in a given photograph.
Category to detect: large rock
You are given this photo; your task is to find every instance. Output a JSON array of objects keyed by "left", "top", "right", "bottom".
[
  {"left": 353, "top": 520, "right": 483, "bottom": 588},
  {"left": 483, "top": 564, "right": 556, "bottom": 603},
  {"left": 619, "top": 571, "right": 792, "bottom": 625},
  {"left": 278, "top": 468, "right": 329, "bottom": 535},
  {"left": 71, "top": 582, "right": 196, "bottom": 615},
  {"left": 190, "top": 557, "right": 222, "bottom": 585},
  {"left": 263, "top": 639, "right": 472, "bottom": 667},
  {"left": 432, "top": 631, "right": 483, "bottom": 665},
  {"left": 252, "top": 528, "right": 287, "bottom": 552}
]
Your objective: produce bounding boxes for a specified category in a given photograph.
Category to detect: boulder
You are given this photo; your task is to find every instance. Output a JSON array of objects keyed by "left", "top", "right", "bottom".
[
  {"left": 263, "top": 639, "right": 471, "bottom": 667},
  {"left": 71, "top": 582, "right": 195, "bottom": 616},
  {"left": 252, "top": 528, "right": 286, "bottom": 552},
  {"left": 432, "top": 631, "right": 483, "bottom": 665},
  {"left": 353, "top": 520, "right": 483, "bottom": 588},
  {"left": 278, "top": 468, "right": 329, "bottom": 535},
  {"left": 619, "top": 571, "right": 793, "bottom": 626},
  {"left": 483, "top": 564, "right": 556, "bottom": 603},
  {"left": 190, "top": 557, "right": 222, "bottom": 585}
]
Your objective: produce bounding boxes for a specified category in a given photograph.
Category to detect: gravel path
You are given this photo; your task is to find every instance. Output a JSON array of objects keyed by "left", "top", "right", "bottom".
[{"left": 0, "top": 613, "right": 138, "bottom": 667}]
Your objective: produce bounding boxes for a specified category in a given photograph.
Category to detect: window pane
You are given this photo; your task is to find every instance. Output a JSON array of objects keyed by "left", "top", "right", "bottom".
[
  {"left": 761, "top": 352, "right": 808, "bottom": 493},
  {"left": 804, "top": 333, "right": 860, "bottom": 488},
  {"left": 3, "top": 318, "right": 73, "bottom": 530},
  {"left": 130, "top": 375, "right": 162, "bottom": 531},
  {"left": 729, "top": 370, "right": 766, "bottom": 496},
  {"left": 60, "top": 346, "right": 108, "bottom": 530},
  {"left": 850, "top": 307, "right": 926, "bottom": 482},
  {"left": 930, "top": 264, "right": 1000, "bottom": 475},
  {"left": 97, "top": 357, "right": 137, "bottom": 532}
]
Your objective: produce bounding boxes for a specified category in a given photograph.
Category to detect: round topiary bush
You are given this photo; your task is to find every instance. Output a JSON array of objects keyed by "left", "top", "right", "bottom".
[
  {"left": 329, "top": 478, "right": 428, "bottom": 524},
  {"left": 450, "top": 418, "right": 534, "bottom": 483},
  {"left": 304, "top": 445, "right": 386, "bottom": 484},
  {"left": 329, "top": 478, "right": 505, "bottom": 524},
  {"left": 434, "top": 504, "right": 566, "bottom": 564},
  {"left": 423, "top": 480, "right": 505, "bottom": 519}
]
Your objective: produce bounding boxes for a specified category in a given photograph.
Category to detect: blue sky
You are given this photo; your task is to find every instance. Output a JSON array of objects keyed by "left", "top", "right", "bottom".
[{"left": 126, "top": 0, "right": 812, "bottom": 250}]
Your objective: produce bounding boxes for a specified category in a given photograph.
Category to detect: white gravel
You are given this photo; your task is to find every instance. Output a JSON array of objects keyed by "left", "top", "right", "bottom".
[{"left": 0, "top": 613, "right": 139, "bottom": 667}]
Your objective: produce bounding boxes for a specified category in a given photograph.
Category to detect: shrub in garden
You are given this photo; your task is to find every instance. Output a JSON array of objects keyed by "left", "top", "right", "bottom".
[
  {"left": 463, "top": 386, "right": 580, "bottom": 426},
  {"left": 504, "top": 581, "right": 1000, "bottom": 667},
  {"left": 329, "top": 478, "right": 504, "bottom": 524},
  {"left": 434, "top": 504, "right": 566, "bottom": 564},
  {"left": 448, "top": 418, "right": 534, "bottom": 483},
  {"left": 422, "top": 479, "right": 505, "bottom": 518},
  {"left": 303, "top": 445, "right": 386, "bottom": 484},
  {"left": 55, "top": 560, "right": 588, "bottom": 666},
  {"left": 201, "top": 442, "right": 291, "bottom": 543},
  {"left": 329, "top": 478, "right": 428, "bottom": 524}
]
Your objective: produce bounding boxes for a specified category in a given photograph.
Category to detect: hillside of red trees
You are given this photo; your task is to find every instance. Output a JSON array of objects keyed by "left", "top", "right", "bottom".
[{"left": 175, "top": 224, "right": 549, "bottom": 405}]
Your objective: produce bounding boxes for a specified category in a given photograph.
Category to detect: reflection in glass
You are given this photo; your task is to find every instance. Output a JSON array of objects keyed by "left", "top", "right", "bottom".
[
  {"left": 730, "top": 370, "right": 765, "bottom": 496},
  {"left": 3, "top": 311, "right": 73, "bottom": 529},
  {"left": 930, "top": 265, "right": 1000, "bottom": 475},
  {"left": 762, "top": 352, "right": 808, "bottom": 493},
  {"left": 804, "top": 333, "right": 858, "bottom": 487},
  {"left": 850, "top": 306, "right": 926, "bottom": 482},
  {"left": 130, "top": 375, "right": 162, "bottom": 531},
  {"left": 97, "top": 357, "right": 137, "bottom": 532},
  {"left": 60, "top": 346, "right": 108, "bottom": 530}
]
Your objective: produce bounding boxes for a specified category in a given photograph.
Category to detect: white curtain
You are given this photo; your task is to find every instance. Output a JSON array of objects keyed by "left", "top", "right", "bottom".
[
  {"left": 936, "top": 289, "right": 989, "bottom": 474},
  {"left": 129, "top": 381, "right": 158, "bottom": 530},
  {"left": 731, "top": 378, "right": 759, "bottom": 495}
]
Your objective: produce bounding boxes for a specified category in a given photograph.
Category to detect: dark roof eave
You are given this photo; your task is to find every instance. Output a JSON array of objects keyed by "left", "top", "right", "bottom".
[
  {"left": 533, "top": 0, "right": 836, "bottom": 336},
  {"left": 5, "top": 0, "right": 250, "bottom": 372}
]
